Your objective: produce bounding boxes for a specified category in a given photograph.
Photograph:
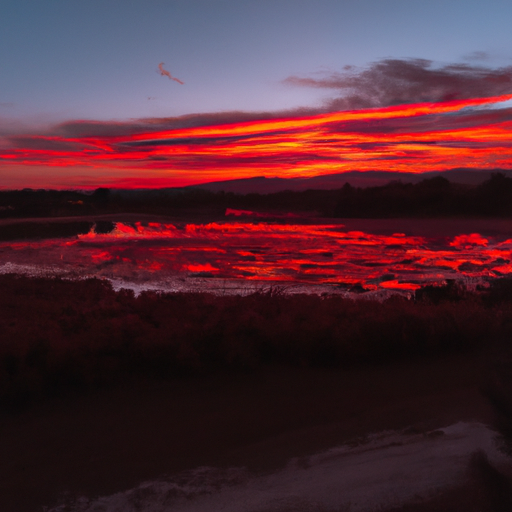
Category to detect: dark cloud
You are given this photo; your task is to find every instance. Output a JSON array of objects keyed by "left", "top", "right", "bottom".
[
  {"left": 463, "top": 51, "right": 490, "bottom": 62},
  {"left": 49, "top": 108, "right": 319, "bottom": 139},
  {"left": 324, "top": 106, "right": 512, "bottom": 136},
  {"left": 121, "top": 130, "right": 290, "bottom": 149},
  {"left": 53, "top": 120, "right": 151, "bottom": 138},
  {"left": 140, "top": 107, "right": 318, "bottom": 129},
  {"left": 143, "top": 151, "right": 334, "bottom": 170},
  {"left": 0, "top": 107, "right": 319, "bottom": 147},
  {"left": 283, "top": 59, "right": 512, "bottom": 110},
  {"left": 7, "top": 136, "right": 91, "bottom": 152}
]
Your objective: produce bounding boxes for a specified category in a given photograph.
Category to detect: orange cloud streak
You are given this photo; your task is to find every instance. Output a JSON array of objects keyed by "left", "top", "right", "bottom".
[{"left": 1, "top": 93, "right": 512, "bottom": 188}]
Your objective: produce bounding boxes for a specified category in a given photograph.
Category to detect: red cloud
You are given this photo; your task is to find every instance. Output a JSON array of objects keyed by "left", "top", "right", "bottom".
[{"left": 2, "top": 57, "right": 512, "bottom": 190}]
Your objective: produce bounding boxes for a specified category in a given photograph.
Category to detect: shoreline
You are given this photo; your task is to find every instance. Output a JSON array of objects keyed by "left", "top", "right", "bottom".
[{"left": 2, "top": 213, "right": 512, "bottom": 236}]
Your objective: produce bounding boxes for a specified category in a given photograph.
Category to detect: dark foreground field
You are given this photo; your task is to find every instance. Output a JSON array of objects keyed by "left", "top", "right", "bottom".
[{"left": 2, "top": 276, "right": 512, "bottom": 510}]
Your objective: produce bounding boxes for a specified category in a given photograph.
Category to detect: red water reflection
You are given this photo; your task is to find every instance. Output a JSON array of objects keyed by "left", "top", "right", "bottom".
[
  {"left": 2, "top": 221, "right": 512, "bottom": 293},
  {"left": 450, "top": 233, "right": 489, "bottom": 248},
  {"left": 71, "top": 222, "right": 512, "bottom": 290}
]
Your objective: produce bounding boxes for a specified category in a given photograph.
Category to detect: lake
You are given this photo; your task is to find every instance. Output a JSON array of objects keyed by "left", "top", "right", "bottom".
[{"left": 1, "top": 216, "right": 512, "bottom": 297}]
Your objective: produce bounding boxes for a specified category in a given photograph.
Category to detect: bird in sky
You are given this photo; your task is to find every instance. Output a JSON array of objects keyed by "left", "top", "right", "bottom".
[{"left": 158, "top": 63, "right": 184, "bottom": 85}]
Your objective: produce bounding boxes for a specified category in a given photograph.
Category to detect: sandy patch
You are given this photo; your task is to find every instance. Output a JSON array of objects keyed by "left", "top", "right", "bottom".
[{"left": 46, "top": 422, "right": 508, "bottom": 512}]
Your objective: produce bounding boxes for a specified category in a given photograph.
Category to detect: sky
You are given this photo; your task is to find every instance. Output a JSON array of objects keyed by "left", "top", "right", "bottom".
[{"left": 1, "top": 0, "right": 512, "bottom": 189}]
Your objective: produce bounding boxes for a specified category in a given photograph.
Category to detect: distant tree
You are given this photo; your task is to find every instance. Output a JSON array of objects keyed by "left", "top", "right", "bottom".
[
  {"left": 476, "top": 173, "right": 512, "bottom": 215},
  {"left": 92, "top": 188, "right": 111, "bottom": 206}
]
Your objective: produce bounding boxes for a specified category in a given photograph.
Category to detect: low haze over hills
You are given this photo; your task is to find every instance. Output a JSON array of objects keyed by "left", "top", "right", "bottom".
[{"left": 189, "top": 169, "right": 512, "bottom": 194}]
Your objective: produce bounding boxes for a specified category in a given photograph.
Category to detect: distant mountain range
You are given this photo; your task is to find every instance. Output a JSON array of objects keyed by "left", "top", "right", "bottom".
[{"left": 189, "top": 169, "right": 512, "bottom": 194}]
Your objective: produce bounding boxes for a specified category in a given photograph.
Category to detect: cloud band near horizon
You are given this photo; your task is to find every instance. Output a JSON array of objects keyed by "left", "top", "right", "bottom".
[{"left": 1, "top": 59, "right": 512, "bottom": 190}]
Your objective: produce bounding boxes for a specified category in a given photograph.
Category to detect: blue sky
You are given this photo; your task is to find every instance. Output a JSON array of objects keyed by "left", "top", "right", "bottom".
[{"left": 2, "top": 0, "right": 512, "bottom": 128}]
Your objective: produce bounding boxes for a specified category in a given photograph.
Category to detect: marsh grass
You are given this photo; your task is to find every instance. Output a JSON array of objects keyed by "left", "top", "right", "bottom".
[{"left": 1, "top": 274, "right": 512, "bottom": 411}]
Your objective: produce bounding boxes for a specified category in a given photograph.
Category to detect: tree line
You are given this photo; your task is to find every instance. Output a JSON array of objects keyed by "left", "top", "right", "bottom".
[{"left": 2, "top": 173, "right": 512, "bottom": 218}]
